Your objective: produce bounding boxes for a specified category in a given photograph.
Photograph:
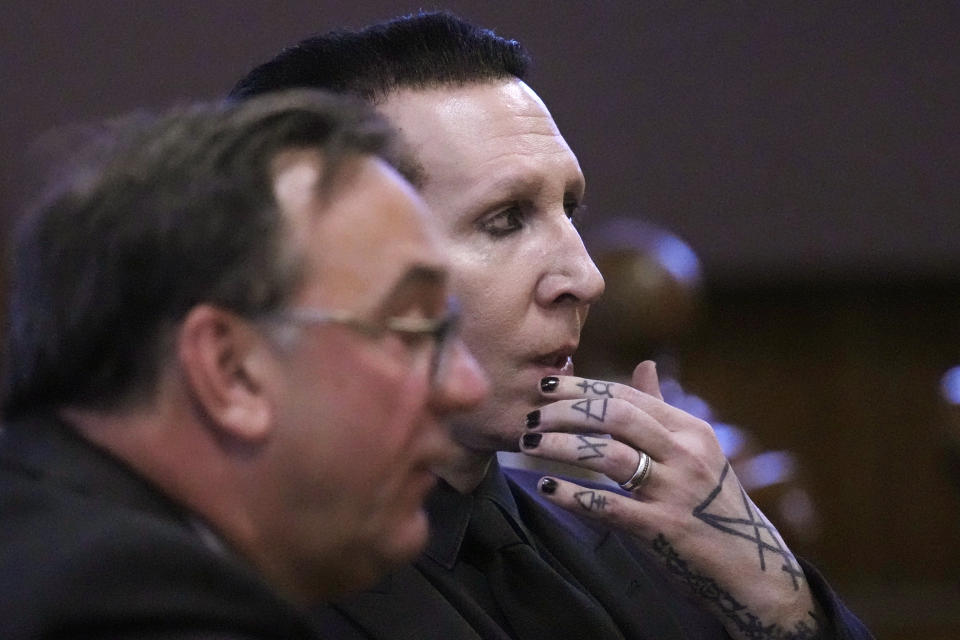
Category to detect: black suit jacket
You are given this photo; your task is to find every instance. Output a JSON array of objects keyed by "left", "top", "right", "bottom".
[
  {"left": 0, "top": 414, "right": 321, "bottom": 640},
  {"left": 314, "top": 464, "right": 874, "bottom": 640}
]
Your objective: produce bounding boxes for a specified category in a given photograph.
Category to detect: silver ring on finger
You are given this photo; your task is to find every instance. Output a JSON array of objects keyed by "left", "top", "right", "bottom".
[{"left": 619, "top": 450, "right": 653, "bottom": 492}]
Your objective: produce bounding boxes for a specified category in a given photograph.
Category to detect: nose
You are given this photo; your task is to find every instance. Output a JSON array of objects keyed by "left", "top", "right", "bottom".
[
  {"left": 429, "top": 338, "right": 490, "bottom": 413},
  {"left": 534, "top": 219, "right": 605, "bottom": 308}
]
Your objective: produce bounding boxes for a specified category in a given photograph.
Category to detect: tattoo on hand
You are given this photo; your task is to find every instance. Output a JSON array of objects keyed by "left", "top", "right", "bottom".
[
  {"left": 693, "top": 462, "right": 805, "bottom": 590},
  {"left": 571, "top": 398, "right": 609, "bottom": 422},
  {"left": 573, "top": 490, "right": 608, "bottom": 512},
  {"left": 652, "top": 534, "right": 821, "bottom": 639},
  {"left": 576, "top": 379, "right": 615, "bottom": 397},
  {"left": 575, "top": 434, "right": 608, "bottom": 460}
]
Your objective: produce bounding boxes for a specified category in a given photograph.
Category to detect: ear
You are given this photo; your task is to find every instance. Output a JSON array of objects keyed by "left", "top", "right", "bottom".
[{"left": 177, "top": 305, "right": 275, "bottom": 443}]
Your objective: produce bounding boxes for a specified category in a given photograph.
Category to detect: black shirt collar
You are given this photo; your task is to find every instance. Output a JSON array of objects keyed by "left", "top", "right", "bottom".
[{"left": 423, "top": 457, "right": 528, "bottom": 570}]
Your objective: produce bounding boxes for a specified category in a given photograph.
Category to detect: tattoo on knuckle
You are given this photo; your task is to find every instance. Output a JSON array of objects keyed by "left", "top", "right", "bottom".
[
  {"left": 570, "top": 398, "right": 609, "bottom": 423},
  {"left": 576, "top": 378, "right": 615, "bottom": 397},
  {"left": 575, "top": 434, "right": 607, "bottom": 460},
  {"left": 573, "top": 489, "right": 608, "bottom": 512}
]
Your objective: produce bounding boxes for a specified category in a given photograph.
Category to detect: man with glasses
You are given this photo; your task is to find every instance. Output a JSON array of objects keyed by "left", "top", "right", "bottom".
[
  {"left": 232, "top": 12, "right": 873, "bottom": 640},
  {"left": 0, "top": 90, "right": 488, "bottom": 638}
]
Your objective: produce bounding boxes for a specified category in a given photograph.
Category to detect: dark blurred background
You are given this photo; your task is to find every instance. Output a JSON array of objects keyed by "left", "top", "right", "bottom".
[{"left": 2, "top": 2, "right": 958, "bottom": 637}]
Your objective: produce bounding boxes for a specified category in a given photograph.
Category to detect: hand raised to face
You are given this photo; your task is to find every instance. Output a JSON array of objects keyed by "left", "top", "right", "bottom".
[{"left": 519, "top": 361, "right": 824, "bottom": 640}]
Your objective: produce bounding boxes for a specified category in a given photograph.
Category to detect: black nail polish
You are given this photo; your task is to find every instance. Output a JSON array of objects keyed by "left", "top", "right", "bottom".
[
  {"left": 525, "top": 410, "right": 540, "bottom": 428},
  {"left": 540, "top": 376, "right": 559, "bottom": 393},
  {"left": 522, "top": 433, "right": 542, "bottom": 449},
  {"left": 539, "top": 477, "right": 557, "bottom": 494}
]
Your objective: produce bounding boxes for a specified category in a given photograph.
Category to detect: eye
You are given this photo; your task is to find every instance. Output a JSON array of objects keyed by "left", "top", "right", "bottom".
[
  {"left": 478, "top": 205, "right": 525, "bottom": 237},
  {"left": 381, "top": 315, "right": 434, "bottom": 353},
  {"left": 392, "top": 330, "right": 432, "bottom": 349}
]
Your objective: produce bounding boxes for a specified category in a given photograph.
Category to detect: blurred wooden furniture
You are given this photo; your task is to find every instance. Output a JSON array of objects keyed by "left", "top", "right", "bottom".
[
  {"left": 577, "top": 218, "right": 960, "bottom": 637},
  {"left": 678, "top": 278, "right": 960, "bottom": 640}
]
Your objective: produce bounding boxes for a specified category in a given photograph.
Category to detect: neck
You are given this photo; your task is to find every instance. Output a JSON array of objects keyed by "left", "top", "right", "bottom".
[
  {"left": 61, "top": 400, "right": 257, "bottom": 549},
  {"left": 434, "top": 445, "right": 495, "bottom": 493}
]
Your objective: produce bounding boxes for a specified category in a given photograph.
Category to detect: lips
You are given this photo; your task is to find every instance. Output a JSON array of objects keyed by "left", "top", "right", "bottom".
[{"left": 530, "top": 347, "right": 577, "bottom": 375}]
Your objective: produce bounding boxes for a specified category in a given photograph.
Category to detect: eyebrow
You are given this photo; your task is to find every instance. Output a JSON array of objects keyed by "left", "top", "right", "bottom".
[
  {"left": 476, "top": 170, "right": 586, "bottom": 206},
  {"left": 373, "top": 264, "right": 448, "bottom": 316}
]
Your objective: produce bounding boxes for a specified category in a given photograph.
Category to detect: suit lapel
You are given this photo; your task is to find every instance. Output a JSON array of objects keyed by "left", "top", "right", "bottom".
[
  {"left": 327, "top": 564, "right": 491, "bottom": 640},
  {"left": 319, "top": 465, "right": 725, "bottom": 639}
]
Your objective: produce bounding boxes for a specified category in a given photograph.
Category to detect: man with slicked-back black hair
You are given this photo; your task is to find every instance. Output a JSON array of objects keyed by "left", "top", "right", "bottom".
[
  {"left": 231, "top": 11, "right": 530, "bottom": 104},
  {"left": 232, "top": 12, "right": 873, "bottom": 640}
]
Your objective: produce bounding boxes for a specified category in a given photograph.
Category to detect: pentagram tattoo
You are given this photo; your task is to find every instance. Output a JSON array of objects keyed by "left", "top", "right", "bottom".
[
  {"left": 570, "top": 398, "right": 609, "bottom": 422},
  {"left": 651, "top": 534, "right": 820, "bottom": 639},
  {"left": 576, "top": 378, "right": 615, "bottom": 397},
  {"left": 693, "top": 462, "right": 805, "bottom": 590},
  {"left": 573, "top": 489, "right": 608, "bottom": 511},
  {"left": 575, "top": 434, "right": 608, "bottom": 460}
]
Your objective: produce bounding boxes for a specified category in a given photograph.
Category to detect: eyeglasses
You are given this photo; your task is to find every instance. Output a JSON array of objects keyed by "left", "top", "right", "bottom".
[{"left": 264, "top": 298, "right": 461, "bottom": 385}]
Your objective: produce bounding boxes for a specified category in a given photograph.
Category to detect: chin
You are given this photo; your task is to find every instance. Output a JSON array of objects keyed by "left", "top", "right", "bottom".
[
  {"left": 456, "top": 422, "right": 525, "bottom": 455},
  {"left": 333, "top": 510, "right": 431, "bottom": 595},
  {"left": 379, "top": 508, "right": 432, "bottom": 565},
  {"left": 494, "top": 425, "right": 525, "bottom": 452},
  {"left": 446, "top": 388, "right": 537, "bottom": 456}
]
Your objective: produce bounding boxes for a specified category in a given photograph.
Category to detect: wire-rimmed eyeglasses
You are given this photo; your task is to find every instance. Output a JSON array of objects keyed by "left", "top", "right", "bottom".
[{"left": 263, "top": 297, "right": 461, "bottom": 384}]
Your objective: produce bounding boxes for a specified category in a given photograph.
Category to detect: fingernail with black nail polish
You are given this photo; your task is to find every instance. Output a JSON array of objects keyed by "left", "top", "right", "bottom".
[
  {"left": 539, "top": 477, "right": 557, "bottom": 494},
  {"left": 540, "top": 376, "right": 559, "bottom": 393},
  {"left": 521, "top": 433, "right": 542, "bottom": 449},
  {"left": 525, "top": 410, "right": 540, "bottom": 428}
]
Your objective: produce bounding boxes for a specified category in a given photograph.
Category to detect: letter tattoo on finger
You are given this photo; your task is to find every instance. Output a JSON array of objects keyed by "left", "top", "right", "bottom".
[
  {"left": 573, "top": 490, "right": 608, "bottom": 512},
  {"left": 575, "top": 434, "right": 608, "bottom": 460},
  {"left": 576, "top": 379, "right": 614, "bottom": 397}
]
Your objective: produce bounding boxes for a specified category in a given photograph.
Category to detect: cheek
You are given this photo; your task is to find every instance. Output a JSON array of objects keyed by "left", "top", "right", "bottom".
[
  {"left": 350, "top": 372, "right": 428, "bottom": 455},
  {"left": 448, "top": 251, "right": 534, "bottom": 351},
  {"left": 278, "top": 342, "right": 424, "bottom": 473},
  {"left": 324, "top": 368, "right": 434, "bottom": 539},
  {"left": 325, "top": 350, "right": 429, "bottom": 457}
]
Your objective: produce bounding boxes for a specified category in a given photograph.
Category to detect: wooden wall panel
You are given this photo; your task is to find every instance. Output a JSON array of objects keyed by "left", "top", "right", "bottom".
[{"left": 674, "top": 281, "right": 960, "bottom": 638}]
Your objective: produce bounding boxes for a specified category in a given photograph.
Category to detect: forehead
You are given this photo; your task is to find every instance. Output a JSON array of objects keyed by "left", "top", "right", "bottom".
[
  {"left": 377, "top": 80, "right": 584, "bottom": 200},
  {"left": 271, "top": 151, "right": 446, "bottom": 310}
]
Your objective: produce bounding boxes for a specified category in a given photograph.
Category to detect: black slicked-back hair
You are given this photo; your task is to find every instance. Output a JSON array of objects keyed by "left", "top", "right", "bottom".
[
  {"left": 229, "top": 11, "right": 530, "bottom": 104},
  {"left": 1, "top": 90, "right": 392, "bottom": 420}
]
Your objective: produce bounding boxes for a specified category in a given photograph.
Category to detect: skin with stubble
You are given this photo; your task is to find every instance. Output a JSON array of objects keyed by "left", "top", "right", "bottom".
[
  {"left": 70, "top": 152, "right": 489, "bottom": 603},
  {"left": 254, "top": 152, "right": 490, "bottom": 598},
  {"left": 377, "top": 79, "right": 824, "bottom": 639},
  {"left": 378, "top": 80, "right": 604, "bottom": 491}
]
